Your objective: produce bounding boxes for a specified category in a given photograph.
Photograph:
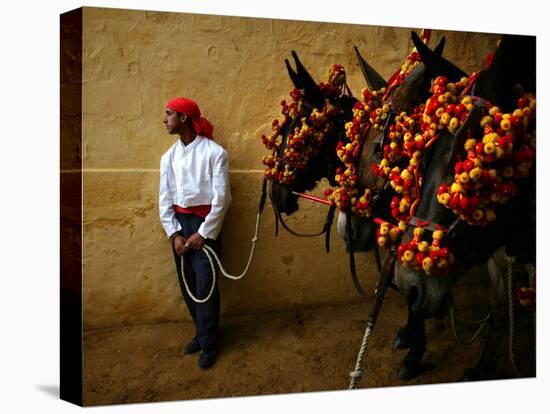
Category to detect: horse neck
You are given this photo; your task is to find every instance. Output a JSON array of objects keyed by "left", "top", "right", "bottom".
[{"left": 413, "top": 132, "right": 456, "bottom": 227}]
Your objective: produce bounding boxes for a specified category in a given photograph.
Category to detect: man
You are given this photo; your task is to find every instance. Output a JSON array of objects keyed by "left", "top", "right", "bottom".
[{"left": 159, "top": 97, "right": 231, "bottom": 369}]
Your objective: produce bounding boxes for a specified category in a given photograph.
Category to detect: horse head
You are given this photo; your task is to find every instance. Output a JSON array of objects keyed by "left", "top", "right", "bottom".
[
  {"left": 336, "top": 33, "right": 463, "bottom": 252},
  {"left": 264, "top": 51, "right": 356, "bottom": 216}
]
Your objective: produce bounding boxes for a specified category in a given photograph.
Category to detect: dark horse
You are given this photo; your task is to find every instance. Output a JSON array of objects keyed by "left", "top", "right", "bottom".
[
  {"left": 393, "top": 32, "right": 536, "bottom": 381},
  {"left": 267, "top": 51, "right": 356, "bottom": 219}
]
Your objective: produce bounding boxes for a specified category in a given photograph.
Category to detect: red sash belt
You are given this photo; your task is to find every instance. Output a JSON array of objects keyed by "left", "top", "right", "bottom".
[{"left": 175, "top": 204, "right": 211, "bottom": 218}]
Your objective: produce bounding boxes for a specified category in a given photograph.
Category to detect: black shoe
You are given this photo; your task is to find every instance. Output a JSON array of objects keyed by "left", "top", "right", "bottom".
[
  {"left": 183, "top": 339, "right": 201, "bottom": 355},
  {"left": 198, "top": 351, "right": 217, "bottom": 369}
]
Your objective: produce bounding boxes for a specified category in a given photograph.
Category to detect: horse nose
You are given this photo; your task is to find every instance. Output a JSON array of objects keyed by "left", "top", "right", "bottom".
[{"left": 396, "top": 268, "right": 425, "bottom": 313}]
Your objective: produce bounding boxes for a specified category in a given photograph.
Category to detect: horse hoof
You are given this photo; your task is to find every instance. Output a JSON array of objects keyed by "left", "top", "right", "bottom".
[
  {"left": 392, "top": 326, "right": 412, "bottom": 350},
  {"left": 397, "top": 361, "right": 420, "bottom": 381}
]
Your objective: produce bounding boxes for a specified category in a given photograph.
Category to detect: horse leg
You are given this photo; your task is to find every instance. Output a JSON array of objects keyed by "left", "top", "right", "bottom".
[
  {"left": 397, "top": 289, "right": 426, "bottom": 380},
  {"left": 462, "top": 249, "right": 507, "bottom": 381},
  {"left": 392, "top": 306, "right": 414, "bottom": 350}
]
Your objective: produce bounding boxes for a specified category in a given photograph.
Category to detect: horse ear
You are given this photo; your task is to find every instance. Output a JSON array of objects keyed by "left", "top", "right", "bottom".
[
  {"left": 285, "top": 58, "right": 302, "bottom": 89},
  {"left": 475, "top": 34, "right": 535, "bottom": 110},
  {"left": 433, "top": 36, "right": 445, "bottom": 56},
  {"left": 446, "top": 105, "right": 483, "bottom": 172},
  {"left": 411, "top": 31, "right": 467, "bottom": 82},
  {"left": 485, "top": 34, "right": 536, "bottom": 93},
  {"left": 291, "top": 50, "right": 324, "bottom": 107},
  {"left": 291, "top": 51, "right": 321, "bottom": 93},
  {"left": 354, "top": 46, "right": 387, "bottom": 91}
]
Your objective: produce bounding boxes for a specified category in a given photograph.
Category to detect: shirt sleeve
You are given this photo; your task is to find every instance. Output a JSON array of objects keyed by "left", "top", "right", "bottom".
[
  {"left": 159, "top": 156, "right": 182, "bottom": 238},
  {"left": 198, "top": 149, "right": 232, "bottom": 240}
]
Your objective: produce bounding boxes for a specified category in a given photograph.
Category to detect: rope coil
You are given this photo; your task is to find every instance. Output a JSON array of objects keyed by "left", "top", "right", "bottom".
[{"left": 179, "top": 212, "right": 262, "bottom": 303}]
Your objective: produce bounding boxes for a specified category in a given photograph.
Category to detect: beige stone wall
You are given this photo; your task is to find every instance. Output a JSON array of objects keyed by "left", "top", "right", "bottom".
[{"left": 79, "top": 7, "right": 500, "bottom": 329}]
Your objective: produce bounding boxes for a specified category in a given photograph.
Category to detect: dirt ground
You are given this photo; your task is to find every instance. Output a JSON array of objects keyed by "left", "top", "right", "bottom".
[{"left": 83, "top": 271, "right": 535, "bottom": 406}]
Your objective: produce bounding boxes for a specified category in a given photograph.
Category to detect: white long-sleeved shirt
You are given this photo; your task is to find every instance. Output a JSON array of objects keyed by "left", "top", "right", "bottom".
[{"left": 159, "top": 135, "right": 232, "bottom": 240}]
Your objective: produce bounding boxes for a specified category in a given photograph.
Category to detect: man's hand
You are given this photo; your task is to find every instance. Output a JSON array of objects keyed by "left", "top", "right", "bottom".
[
  {"left": 173, "top": 235, "right": 188, "bottom": 256},
  {"left": 186, "top": 232, "right": 205, "bottom": 250}
]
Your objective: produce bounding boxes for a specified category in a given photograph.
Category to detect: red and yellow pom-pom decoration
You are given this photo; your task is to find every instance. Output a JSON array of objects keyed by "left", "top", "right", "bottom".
[
  {"left": 516, "top": 268, "right": 536, "bottom": 312},
  {"left": 323, "top": 166, "right": 373, "bottom": 217},
  {"left": 324, "top": 87, "right": 387, "bottom": 217},
  {"left": 517, "top": 287, "right": 536, "bottom": 312},
  {"left": 325, "top": 41, "right": 430, "bottom": 220},
  {"left": 372, "top": 75, "right": 472, "bottom": 224},
  {"left": 436, "top": 95, "right": 536, "bottom": 225},
  {"left": 376, "top": 220, "right": 406, "bottom": 249},
  {"left": 372, "top": 74, "right": 475, "bottom": 272},
  {"left": 261, "top": 64, "right": 348, "bottom": 185},
  {"left": 382, "top": 49, "right": 423, "bottom": 101},
  {"left": 396, "top": 227, "right": 455, "bottom": 275}
]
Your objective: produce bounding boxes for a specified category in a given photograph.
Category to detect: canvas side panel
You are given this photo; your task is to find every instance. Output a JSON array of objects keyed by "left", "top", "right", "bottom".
[{"left": 60, "top": 7, "right": 83, "bottom": 407}]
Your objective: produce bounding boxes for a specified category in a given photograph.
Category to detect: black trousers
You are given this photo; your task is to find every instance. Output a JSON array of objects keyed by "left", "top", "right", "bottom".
[{"left": 172, "top": 213, "right": 220, "bottom": 353}]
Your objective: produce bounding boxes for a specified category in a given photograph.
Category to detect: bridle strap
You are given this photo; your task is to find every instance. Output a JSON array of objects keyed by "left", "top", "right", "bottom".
[
  {"left": 408, "top": 215, "right": 447, "bottom": 233},
  {"left": 325, "top": 205, "right": 337, "bottom": 253},
  {"left": 271, "top": 195, "right": 280, "bottom": 237},
  {"left": 407, "top": 215, "right": 462, "bottom": 243},
  {"left": 276, "top": 116, "right": 297, "bottom": 164},
  {"left": 459, "top": 71, "right": 481, "bottom": 98},
  {"left": 275, "top": 205, "right": 330, "bottom": 238},
  {"left": 270, "top": 182, "right": 332, "bottom": 238},
  {"left": 345, "top": 204, "right": 369, "bottom": 299}
]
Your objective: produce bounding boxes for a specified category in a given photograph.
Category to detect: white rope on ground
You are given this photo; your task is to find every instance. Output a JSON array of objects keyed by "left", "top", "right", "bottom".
[
  {"left": 506, "top": 255, "right": 521, "bottom": 377},
  {"left": 349, "top": 322, "right": 373, "bottom": 389},
  {"left": 179, "top": 212, "right": 262, "bottom": 303}
]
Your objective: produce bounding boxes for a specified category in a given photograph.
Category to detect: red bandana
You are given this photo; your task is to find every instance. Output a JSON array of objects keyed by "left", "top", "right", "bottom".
[{"left": 166, "top": 97, "right": 214, "bottom": 139}]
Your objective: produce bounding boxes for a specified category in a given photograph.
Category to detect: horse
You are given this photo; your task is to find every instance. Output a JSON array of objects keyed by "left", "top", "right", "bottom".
[
  {"left": 264, "top": 51, "right": 356, "bottom": 218},
  {"left": 337, "top": 33, "right": 460, "bottom": 254},
  {"left": 391, "top": 32, "right": 536, "bottom": 381},
  {"left": 262, "top": 32, "right": 535, "bottom": 382}
]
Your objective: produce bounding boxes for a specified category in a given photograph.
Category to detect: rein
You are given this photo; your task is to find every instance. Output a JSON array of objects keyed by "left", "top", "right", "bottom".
[
  {"left": 271, "top": 183, "right": 336, "bottom": 242},
  {"left": 345, "top": 203, "right": 369, "bottom": 299},
  {"left": 178, "top": 177, "right": 269, "bottom": 304},
  {"left": 287, "top": 187, "right": 393, "bottom": 295}
]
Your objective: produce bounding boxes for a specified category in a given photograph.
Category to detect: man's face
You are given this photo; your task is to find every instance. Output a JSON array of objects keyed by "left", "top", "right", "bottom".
[{"left": 163, "top": 108, "right": 185, "bottom": 135}]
